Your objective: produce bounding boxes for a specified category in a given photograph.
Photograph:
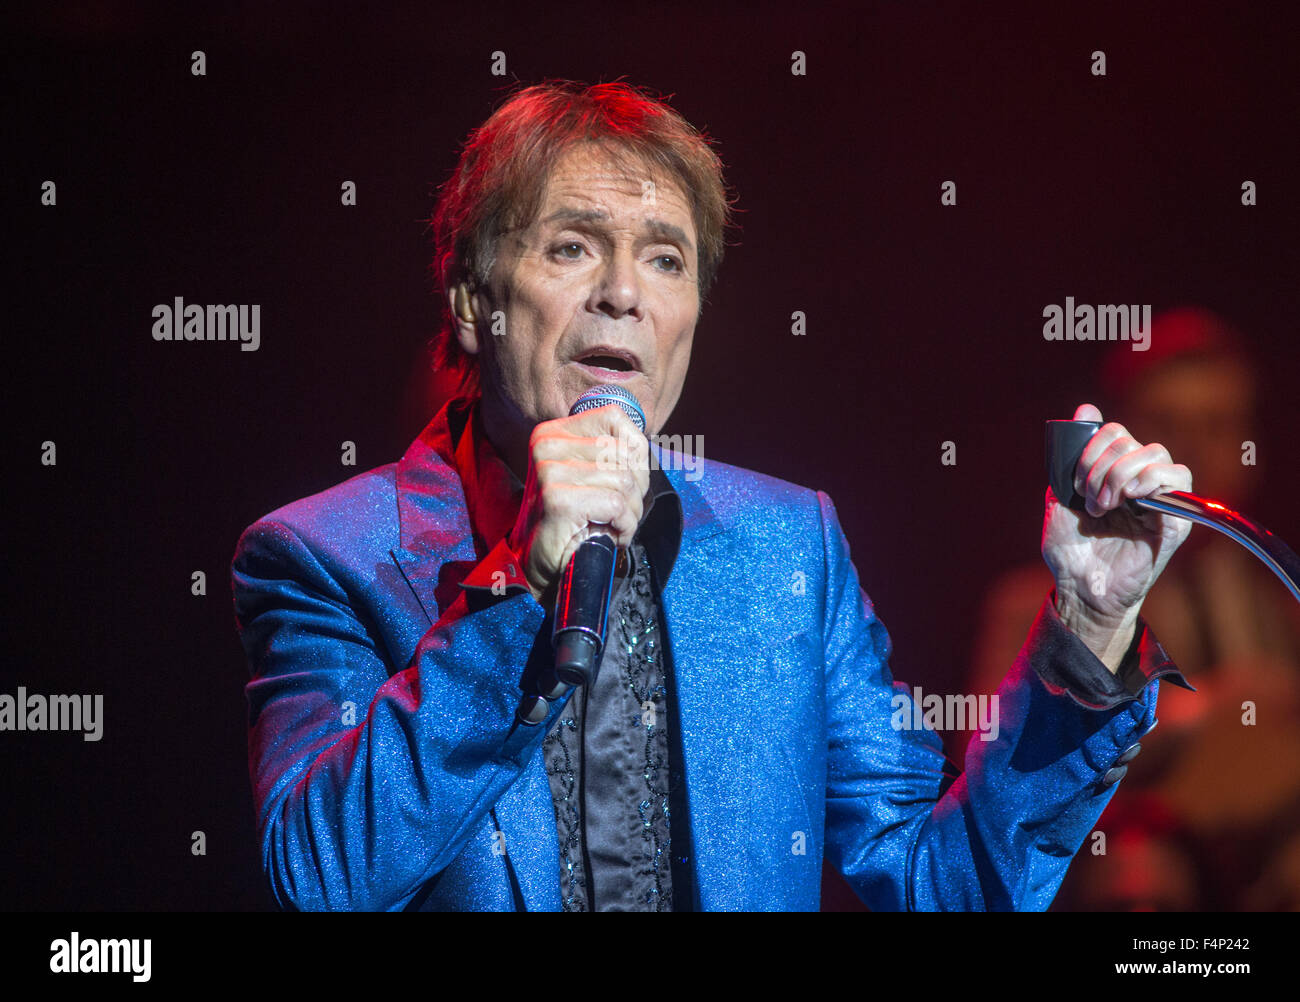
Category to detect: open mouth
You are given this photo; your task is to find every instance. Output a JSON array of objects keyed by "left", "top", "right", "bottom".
[
  {"left": 578, "top": 354, "right": 634, "bottom": 371},
  {"left": 571, "top": 347, "right": 641, "bottom": 376}
]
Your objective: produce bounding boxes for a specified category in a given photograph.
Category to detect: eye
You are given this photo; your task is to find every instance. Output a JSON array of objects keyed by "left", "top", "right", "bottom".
[
  {"left": 552, "top": 242, "right": 586, "bottom": 260},
  {"left": 653, "top": 254, "right": 683, "bottom": 272}
]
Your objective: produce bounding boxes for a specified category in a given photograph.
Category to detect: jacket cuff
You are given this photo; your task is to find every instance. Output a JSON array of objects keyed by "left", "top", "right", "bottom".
[
  {"left": 1028, "top": 589, "right": 1196, "bottom": 710},
  {"left": 459, "top": 536, "right": 532, "bottom": 597}
]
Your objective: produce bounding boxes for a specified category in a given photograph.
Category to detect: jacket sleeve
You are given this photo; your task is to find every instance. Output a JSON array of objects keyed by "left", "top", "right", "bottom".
[
  {"left": 232, "top": 517, "right": 561, "bottom": 912},
  {"left": 816, "top": 491, "right": 1190, "bottom": 911}
]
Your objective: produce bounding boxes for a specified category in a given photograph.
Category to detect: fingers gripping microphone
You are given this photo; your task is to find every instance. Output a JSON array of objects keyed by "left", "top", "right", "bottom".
[
  {"left": 551, "top": 385, "right": 647, "bottom": 688},
  {"left": 1046, "top": 419, "right": 1300, "bottom": 604}
]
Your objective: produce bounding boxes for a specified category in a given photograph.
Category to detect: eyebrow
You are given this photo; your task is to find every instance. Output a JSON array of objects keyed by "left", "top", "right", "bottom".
[{"left": 540, "top": 207, "right": 695, "bottom": 255}]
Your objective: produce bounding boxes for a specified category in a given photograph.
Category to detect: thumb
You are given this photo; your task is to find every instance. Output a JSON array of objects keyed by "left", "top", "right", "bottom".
[{"left": 1072, "top": 402, "right": 1103, "bottom": 423}]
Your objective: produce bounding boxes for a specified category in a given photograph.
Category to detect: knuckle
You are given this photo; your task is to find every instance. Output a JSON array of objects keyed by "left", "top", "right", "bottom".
[
  {"left": 1106, "top": 437, "right": 1132, "bottom": 458},
  {"left": 536, "top": 483, "right": 559, "bottom": 513}
]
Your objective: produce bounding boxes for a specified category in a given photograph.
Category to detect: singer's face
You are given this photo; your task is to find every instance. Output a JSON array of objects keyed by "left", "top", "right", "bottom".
[{"left": 463, "top": 143, "right": 701, "bottom": 444}]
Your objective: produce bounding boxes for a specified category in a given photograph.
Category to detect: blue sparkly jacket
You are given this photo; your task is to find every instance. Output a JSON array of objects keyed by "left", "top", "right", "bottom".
[{"left": 231, "top": 404, "right": 1184, "bottom": 911}]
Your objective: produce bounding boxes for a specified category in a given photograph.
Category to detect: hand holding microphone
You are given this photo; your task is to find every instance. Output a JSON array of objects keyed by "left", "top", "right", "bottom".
[
  {"left": 1047, "top": 411, "right": 1300, "bottom": 605},
  {"left": 506, "top": 386, "right": 649, "bottom": 717}
]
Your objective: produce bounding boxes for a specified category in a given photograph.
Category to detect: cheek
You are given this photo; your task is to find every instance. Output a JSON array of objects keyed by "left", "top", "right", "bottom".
[
  {"left": 515, "top": 282, "right": 577, "bottom": 358},
  {"left": 652, "top": 329, "right": 695, "bottom": 417},
  {"left": 663, "top": 340, "right": 692, "bottom": 382},
  {"left": 662, "top": 313, "right": 696, "bottom": 372},
  {"left": 491, "top": 296, "right": 573, "bottom": 408}
]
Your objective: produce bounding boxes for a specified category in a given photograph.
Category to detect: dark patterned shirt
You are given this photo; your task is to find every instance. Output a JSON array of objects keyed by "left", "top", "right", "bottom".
[{"left": 543, "top": 539, "right": 675, "bottom": 910}]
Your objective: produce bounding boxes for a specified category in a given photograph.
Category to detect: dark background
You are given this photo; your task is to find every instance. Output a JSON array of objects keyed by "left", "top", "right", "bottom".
[{"left": 5, "top": 1, "right": 1297, "bottom": 910}]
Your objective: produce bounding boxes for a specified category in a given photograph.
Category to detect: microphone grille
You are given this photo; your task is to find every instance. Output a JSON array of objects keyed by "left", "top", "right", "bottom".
[{"left": 569, "top": 384, "right": 646, "bottom": 433}]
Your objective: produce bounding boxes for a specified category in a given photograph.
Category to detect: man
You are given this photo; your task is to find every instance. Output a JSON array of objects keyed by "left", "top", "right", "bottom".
[{"left": 231, "top": 80, "right": 1194, "bottom": 911}]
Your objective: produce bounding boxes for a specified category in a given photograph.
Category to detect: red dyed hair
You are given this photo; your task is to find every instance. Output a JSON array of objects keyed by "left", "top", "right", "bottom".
[{"left": 428, "top": 79, "right": 737, "bottom": 395}]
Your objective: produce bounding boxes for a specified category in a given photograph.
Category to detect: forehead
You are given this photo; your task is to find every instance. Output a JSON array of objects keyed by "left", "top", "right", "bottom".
[{"left": 535, "top": 143, "right": 696, "bottom": 234}]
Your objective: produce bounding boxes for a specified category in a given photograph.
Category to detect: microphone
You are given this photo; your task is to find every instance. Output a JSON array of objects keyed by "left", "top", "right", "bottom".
[
  {"left": 1046, "top": 419, "right": 1300, "bottom": 604},
  {"left": 550, "top": 385, "right": 647, "bottom": 689}
]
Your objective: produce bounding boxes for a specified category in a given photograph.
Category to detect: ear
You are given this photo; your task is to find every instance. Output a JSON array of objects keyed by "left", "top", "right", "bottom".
[{"left": 445, "top": 277, "right": 482, "bottom": 357}]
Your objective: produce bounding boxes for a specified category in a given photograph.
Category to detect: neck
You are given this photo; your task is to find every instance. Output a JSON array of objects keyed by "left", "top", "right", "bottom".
[{"left": 477, "top": 388, "right": 532, "bottom": 484}]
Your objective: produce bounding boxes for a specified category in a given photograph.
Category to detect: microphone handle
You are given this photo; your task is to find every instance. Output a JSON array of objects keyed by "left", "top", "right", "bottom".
[{"left": 551, "top": 533, "right": 619, "bottom": 687}]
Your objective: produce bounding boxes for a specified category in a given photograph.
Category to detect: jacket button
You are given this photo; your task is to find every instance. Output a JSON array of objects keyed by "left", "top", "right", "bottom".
[
  {"left": 1100, "top": 765, "right": 1128, "bottom": 788},
  {"left": 1115, "top": 742, "right": 1142, "bottom": 765}
]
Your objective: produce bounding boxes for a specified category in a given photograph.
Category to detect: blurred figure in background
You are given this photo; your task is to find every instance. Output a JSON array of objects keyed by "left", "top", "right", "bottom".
[
  {"left": 972, "top": 306, "right": 1300, "bottom": 910},
  {"left": 1053, "top": 794, "right": 1206, "bottom": 912}
]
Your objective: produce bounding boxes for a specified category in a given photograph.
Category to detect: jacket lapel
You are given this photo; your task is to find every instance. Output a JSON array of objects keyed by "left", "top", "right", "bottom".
[
  {"left": 659, "top": 462, "right": 766, "bottom": 910},
  {"left": 388, "top": 406, "right": 561, "bottom": 910},
  {"left": 389, "top": 411, "right": 478, "bottom": 626}
]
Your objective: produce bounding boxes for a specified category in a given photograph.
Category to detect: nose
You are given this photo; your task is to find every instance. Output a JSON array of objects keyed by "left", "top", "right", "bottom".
[{"left": 589, "top": 246, "right": 643, "bottom": 321}]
